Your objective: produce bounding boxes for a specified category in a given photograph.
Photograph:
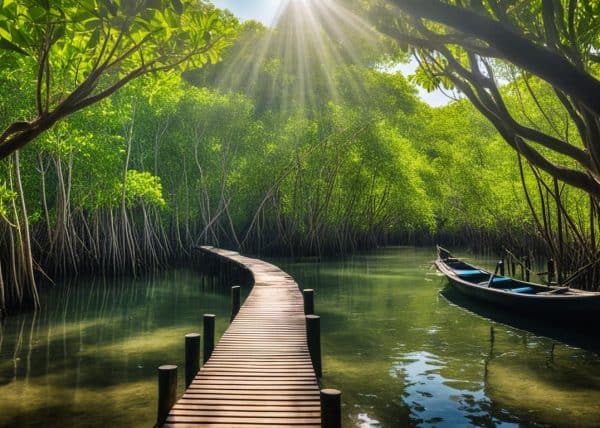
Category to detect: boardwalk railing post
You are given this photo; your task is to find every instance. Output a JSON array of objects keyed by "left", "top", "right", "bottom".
[
  {"left": 320, "top": 388, "right": 341, "bottom": 428},
  {"left": 231, "top": 285, "right": 241, "bottom": 321},
  {"left": 306, "top": 314, "right": 322, "bottom": 377},
  {"left": 203, "top": 314, "right": 215, "bottom": 364},
  {"left": 303, "top": 289, "right": 314, "bottom": 315},
  {"left": 157, "top": 365, "right": 177, "bottom": 427},
  {"left": 185, "top": 333, "right": 201, "bottom": 388}
]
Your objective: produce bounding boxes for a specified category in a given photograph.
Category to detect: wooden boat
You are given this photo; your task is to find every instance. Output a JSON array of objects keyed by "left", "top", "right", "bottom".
[{"left": 435, "top": 246, "right": 600, "bottom": 320}]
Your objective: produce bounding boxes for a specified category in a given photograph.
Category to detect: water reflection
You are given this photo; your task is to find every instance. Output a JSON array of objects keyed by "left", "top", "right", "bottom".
[
  {"left": 2, "top": 248, "right": 600, "bottom": 427},
  {"left": 441, "top": 286, "right": 600, "bottom": 353},
  {"left": 391, "top": 351, "right": 494, "bottom": 427},
  {"left": 279, "top": 247, "right": 600, "bottom": 427},
  {"left": 357, "top": 411, "right": 381, "bottom": 427},
  {"left": 483, "top": 328, "right": 600, "bottom": 427},
  {"left": 0, "top": 270, "right": 236, "bottom": 427}
]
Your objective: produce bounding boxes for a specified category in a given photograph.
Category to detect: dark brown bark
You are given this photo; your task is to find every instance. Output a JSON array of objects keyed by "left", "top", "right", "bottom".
[{"left": 391, "top": 0, "right": 600, "bottom": 116}]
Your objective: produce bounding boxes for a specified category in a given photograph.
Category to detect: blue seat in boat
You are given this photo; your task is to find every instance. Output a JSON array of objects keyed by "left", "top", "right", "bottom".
[
  {"left": 454, "top": 269, "right": 484, "bottom": 278},
  {"left": 491, "top": 276, "right": 511, "bottom": 285},
  {"left": 510, "top": 286, "right": 535, "bottom": 294}
]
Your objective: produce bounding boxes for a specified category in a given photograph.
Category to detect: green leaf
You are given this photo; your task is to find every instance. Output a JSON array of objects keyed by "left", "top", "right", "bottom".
[
  {"left": 86, "top": 27, "right": 100, "bottom": 50},
  {"left": 163, "top": 8, "right": 178, "bottom": 27},
  {"left": 0, "top": 25, "right": 12, "bottom": 42},
  {"left": 28, "top": 6, "right": 47, "bottom": 22},
  {"left": 0, "top": 38, "right": 27, "bottom": 55},
  {"left": 208, "top": 49, "right": 218, "bottom": 64}
]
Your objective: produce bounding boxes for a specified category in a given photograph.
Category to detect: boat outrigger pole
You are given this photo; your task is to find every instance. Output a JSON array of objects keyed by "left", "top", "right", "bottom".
[{"left": 486, "top": 261, "right": 502, "bottom": 288}]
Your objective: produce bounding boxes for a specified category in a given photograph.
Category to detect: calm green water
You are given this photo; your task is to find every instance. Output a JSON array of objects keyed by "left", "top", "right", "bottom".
[
  {"left": 0, "top": 270, "right": 235, "bottom": 427},
  {"left": 1, "top": 247, "right": 599, "bottom": 427},
  {"left": 278, "top": 247, "right": 600, "bottom": 427}
]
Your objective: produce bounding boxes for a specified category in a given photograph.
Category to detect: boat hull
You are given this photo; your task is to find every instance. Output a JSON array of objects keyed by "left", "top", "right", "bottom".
[{"left": 435, "top": 257, "right": 600, "bottom": 322}]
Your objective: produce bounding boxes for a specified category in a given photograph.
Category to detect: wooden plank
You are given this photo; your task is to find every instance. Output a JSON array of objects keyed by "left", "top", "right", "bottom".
[
  {"left": 165, "top": 416, "right": 321, "bottom": 424},
  {"left": 165, "top": 247, "right": 321, "bottom": 427},
  {"left": 192, "top": 379, "right": 317, "bottom": 385},
  {"left": 169, "top": 410, "right": 321, "bottom": 418},
  {"left": 173, "top": 405, "right": 320, "bottom": 412},
  {"left": 165, "top": 423, "right": 319, "bottom": 428},
  {"left": 182, "top": 393, "right": 319, "bottom": 400},
  {"left": 199, "top": 365, "right": 312, "bottom": 376},
  {"left": 175, "top": 399, "right": 320, "bottom": 407},
  {"left": 187, "top": 385, "right": 318, "bottom": 392}
]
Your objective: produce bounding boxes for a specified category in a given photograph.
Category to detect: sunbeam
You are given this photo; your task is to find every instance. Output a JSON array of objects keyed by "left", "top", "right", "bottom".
[{"left": 202, "top": 0, "right": 390, "bottom": 121}]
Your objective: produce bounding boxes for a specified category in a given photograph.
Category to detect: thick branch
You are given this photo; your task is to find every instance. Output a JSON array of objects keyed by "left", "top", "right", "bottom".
[
  {"left": 391, "top": 0, "right": 600, "bottom": 116},
  {"left": 443, "top": 63, "right": 600, "bottom": 197}
]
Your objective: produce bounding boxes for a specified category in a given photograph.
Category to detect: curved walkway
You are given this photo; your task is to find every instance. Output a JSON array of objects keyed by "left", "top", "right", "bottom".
[{"left": 165, "top": 246, "right": 321, "bottom": 427}]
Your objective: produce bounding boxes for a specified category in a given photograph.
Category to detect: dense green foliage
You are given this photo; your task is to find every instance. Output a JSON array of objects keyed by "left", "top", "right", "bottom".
[
  {"left": 0, "top": 0, "right": 237, "bottom": 158},
  {"left": 370, "top": 0, "right": 600, "bottom": 286},
  {"left": 2, "top": 0, "right": 600, "bottom": 310}
]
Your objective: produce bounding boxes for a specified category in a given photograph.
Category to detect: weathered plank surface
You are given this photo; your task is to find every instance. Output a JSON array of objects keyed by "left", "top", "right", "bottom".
[{"left": 165, "top": 246, "right": 320, "bottom": 427}]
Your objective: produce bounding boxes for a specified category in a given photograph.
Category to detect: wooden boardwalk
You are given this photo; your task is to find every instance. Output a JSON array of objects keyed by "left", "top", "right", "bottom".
[{"left": 165, "top": 246, "right": 321, "bottom": 427}]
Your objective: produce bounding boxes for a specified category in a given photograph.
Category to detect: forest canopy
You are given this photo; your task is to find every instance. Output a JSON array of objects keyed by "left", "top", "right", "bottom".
[
  {"left": 0, "top": 0, "right": 237, "bottom": 158},
  {"left": 371, "top": 0, "right": 600, "bottom": 286},
  {"left": 0, "top": 0, "right": 599, "bottom": 311}
]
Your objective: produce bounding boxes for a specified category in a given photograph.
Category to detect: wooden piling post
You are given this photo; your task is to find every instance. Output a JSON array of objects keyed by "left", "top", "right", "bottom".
[
  {"left": 203, "top": 314, "right": 215, "bottom": 364},
  {"left": 185, "top": 333, "right": 201, "bottom": 388},
  {"left": 157, "top": 365, "right": 177, "bottom": 427},
  {"left": 306, "top": 314, "right": 322, "bottom": 377},
  {"left": 320, "top": 388, "right": 341, "bottom": 428},
  {"left": 548, "top": 258, "right": 555, "bottom": 283},
  {"left": 231, "top": 286, "right": 241, "bottom": 321},
  {"left": 498, "top": 260, "right": 504, "bottom": 276},
  {"left": 303, "top": 289, "right": 314, "bottom": 315},
  {"left": 524, "top": 256, "right": 531, "bottom": 282}
]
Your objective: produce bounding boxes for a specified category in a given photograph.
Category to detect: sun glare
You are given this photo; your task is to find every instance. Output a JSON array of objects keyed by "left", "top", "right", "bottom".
[{"left": 214, "top": 0, "right": 383, "bottom": 118}]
